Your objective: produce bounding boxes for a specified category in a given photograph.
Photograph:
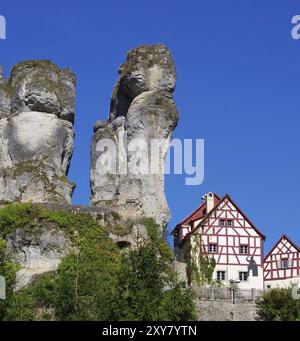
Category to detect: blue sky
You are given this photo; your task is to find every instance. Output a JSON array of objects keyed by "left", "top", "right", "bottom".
[{"left": 0, "top": 0, "right": 299, "bottom": 253}]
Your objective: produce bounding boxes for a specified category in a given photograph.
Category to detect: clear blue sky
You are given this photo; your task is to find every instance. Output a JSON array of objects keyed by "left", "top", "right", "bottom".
[{"left": 0, "top": 0, "right": 299, "bottom": 253}]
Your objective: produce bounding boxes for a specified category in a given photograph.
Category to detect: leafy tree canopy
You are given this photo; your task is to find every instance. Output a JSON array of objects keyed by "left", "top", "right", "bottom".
[{"left": 256, "top": 287, "right": 300, "bottom": 321}]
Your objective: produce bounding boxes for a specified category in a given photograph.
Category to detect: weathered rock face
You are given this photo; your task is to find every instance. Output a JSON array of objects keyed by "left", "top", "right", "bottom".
[
  {"left": 90, "top": 45, "right": 179, "bottom": 231},
  {"left": 2, "top": 203, "right": 149, "bottom": 290},
  {"left": 6, "top": 223, "right": 72, "bottom": 289},
  {"left": 0, "top": 61, "right": 76, "bottom": 204}
]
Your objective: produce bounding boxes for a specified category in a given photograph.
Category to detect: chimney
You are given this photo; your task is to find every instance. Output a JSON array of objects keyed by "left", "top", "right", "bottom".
[{"left": 205, "top": 192, "right": 215, "bottom": 213}]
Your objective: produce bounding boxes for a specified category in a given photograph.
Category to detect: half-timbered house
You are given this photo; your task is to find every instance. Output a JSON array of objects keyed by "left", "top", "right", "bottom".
[
  {"left": 172, "top": 192, "right": 265, "bottom": 290},
  {"left": 264, "top": 235, "right": 300, "bottom": 289}
]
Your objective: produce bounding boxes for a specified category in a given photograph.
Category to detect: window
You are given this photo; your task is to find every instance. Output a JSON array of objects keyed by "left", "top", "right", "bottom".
[
  {"left": 220, "top": 219, "right": 225, "bottom": 226},
  {"left": 240, "top": 245, "right": 249, "bottom": 255},
  {"left": 217, "top": 271, "right": 226, "bottom": 281},
  {"left": 209, "top": 243, "right": 217, "bottom": 254},
  {"left": 219, "top": 219, "right": 233, "bottom": 226},
  {"left": 281, "top": 258, "right": 289, "bottom": 269},
  {"left": 239, "top": 272, "right": 248, "bottom": 282}
]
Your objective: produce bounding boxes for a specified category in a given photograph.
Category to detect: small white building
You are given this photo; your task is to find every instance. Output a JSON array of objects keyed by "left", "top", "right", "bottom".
[
  {"left": 172, "top": 193, "right": 265, "bottom": 290},
  {"left": 264, "top": 235, "right": 300, "bottom": 289}
]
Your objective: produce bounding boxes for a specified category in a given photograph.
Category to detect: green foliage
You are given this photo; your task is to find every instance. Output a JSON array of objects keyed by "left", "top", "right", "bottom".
[
  {"left": 0, "top": 202, "right": 105, "bottom": 243},
  {"left": 0, "top": 204, "right": 196, "bottom": 321},
  {"left": 0, "top": 239, "right": 19, "bottom": 320},
  {"left": 187, "top": 235, "right": 216, "bottom": 286},
  {"left": 113, "top": 219, "right": 196, "bottom": 320},
  {"left": 6, "top": 273, "right": 56, "bottom": 321},
  {"left": 256, "top": 288, "right": 300, "bottom": 321},
  {"left": 0, "top": 202, "right": 42, "bottom": 238},
  {"left": 140, "top": 217, "right": 173, "bottom": 261},
  {"left": 53, "top": 233, "right": 120, "bottom": 320},
  {"left": 198, "top": 254, "right": 216, "bottom": 285}
]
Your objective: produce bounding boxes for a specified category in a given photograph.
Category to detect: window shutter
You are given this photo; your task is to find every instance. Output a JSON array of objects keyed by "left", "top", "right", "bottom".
[
  {"left": 288, "top": 259, "right": 293, "bottom": 268},
  {"left": 277, "top": 260, "right": 281, "bottom": 269}
]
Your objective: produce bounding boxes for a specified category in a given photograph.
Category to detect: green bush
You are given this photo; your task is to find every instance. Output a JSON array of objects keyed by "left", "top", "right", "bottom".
[
  {"left": 256, "top": 288, "right": 300, "bottom": 321},
  {"left": 6, "top": 273, "right": 56, "bottom": 321},
  {"left": 0, "top": 239, "right": 19, "bottom": 320},
  {"left": 53, "top": 234, "right": 120, "bottom": 320},
  {"left": 114, "top": 240, "right": 196, "bottom": 321}
]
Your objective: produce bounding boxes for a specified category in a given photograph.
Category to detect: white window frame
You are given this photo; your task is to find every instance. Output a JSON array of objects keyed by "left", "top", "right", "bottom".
[
  {"left": 239, "top": 271, "right": 248, "bottom": 282},
  {"left": 209, "top": 243, "right": 217, "bottom": 254},
  {"left": 217, "top": 271, "right": 226, "bottom": 281},
  {"left": 240, "top": 245, "right": 249, "bottom": 255}
]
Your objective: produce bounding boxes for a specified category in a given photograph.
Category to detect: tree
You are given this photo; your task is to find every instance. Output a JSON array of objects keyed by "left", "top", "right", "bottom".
[
  {"left": 53, "top": 228, "right": 120, "bottom": 321},
  {"left": 256, "top": 288, "right": 300, "bottom": 321},
  {"left": 113, "top": 218, "right": 196, "bottom": 321}
]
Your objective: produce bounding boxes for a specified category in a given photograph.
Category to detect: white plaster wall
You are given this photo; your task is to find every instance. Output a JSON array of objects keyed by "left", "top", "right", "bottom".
[
  {"left": 264, "top": 276, "right": 300, "bottom": 289},
  {"left": 214, "top": 265, "right": 264, "bottom": 290}
]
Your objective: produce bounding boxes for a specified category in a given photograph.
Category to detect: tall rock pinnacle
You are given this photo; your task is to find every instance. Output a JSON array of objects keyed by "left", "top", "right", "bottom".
[
  {"left": 0, "top": 61, "right": 76, "bottom": 204},
  {"left": 90, "top": 45, "right": 179, "bottom": 231}
]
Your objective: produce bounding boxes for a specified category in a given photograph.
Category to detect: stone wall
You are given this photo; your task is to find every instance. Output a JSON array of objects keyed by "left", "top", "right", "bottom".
[{"left": 196, "top": 299, "right": 258, "bottom": 321}]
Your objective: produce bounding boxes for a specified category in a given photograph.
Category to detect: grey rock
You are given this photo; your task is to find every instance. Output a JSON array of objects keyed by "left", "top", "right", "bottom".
[
  {"left": 94, "top": 120, "right": 108, "bottom": 132},
  {"left": 90, "top": 45, "right": 179, "bottom": 232},
  {"left": 0, "top": 65, "right": 4, "bottom": 84},
  {"left": 109, "top": 222, "right": 149, "bottom": 250},
  {"left": 6, "top": 223, "right": 72, "bottom": 289},
  {"left": 0, "top": 66, "right": 11, "bottom": 119},
  {"left": 0, "top": 61, "right": 76, "bottom": 204},
  {"left": 9, "top": 61, "right": 75, "bottom": 121}
]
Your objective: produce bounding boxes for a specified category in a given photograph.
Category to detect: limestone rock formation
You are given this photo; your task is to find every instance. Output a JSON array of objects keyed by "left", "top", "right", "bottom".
[
  {"left": 90, "top": 45, "right": 179, "bottom": 231},
  {"left": 0, "top": 61, "right": 76, "bottom": 204},
  {"left": 2, "top": 203, "right": 149, "bottom": 290},
  {"left": 6, "top": 223, "right": 72, "bottom": 289}
]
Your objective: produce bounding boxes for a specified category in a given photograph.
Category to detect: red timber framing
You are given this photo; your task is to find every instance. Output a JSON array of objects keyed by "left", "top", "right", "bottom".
[
  {"left": 171, "top": 193, "right": 221, "bottom": 244},
  {"left": 177, "top": 194, "right": 265, "bottom": 267},
  {"left": 264, "top": 235, "right": 300, "bottom": 281}
]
